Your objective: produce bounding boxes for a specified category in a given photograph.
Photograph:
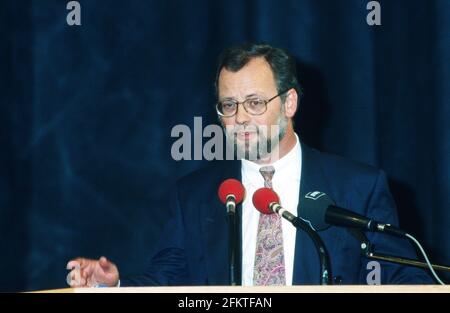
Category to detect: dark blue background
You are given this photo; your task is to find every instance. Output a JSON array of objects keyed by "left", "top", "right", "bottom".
[{"left": 1, "top": 0, "right": 449, "bottom": 291}]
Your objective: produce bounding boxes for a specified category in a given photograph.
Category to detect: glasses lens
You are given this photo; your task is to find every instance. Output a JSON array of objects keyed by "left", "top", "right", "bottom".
[
  {"left": 219, "top": 101, "right": 237, "bottom": 116},
  {"left": 244, "top": 99, "right": 266, "bottom": 115}
]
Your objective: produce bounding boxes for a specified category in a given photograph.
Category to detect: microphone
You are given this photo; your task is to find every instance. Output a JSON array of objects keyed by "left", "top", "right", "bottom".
[
  {"left": 300, "top": 191, "right": 406, "bottom": 237},
  {"left": 218, "top": 178, "right": 245, "bottom": 214},
  {"left": 252, "top": 188, "right": 298, "bottom": 224},
  {"left": 252, "top": 187, "right": 332, "bottom": 285},
  {"left": 218, "top": 179, "right": 245, "bottom": 286}
]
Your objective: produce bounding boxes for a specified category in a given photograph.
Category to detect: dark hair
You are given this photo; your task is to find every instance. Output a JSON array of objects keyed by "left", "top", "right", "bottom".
[{"left": 215, "top": 43, "right": 301, "bottom": 102}]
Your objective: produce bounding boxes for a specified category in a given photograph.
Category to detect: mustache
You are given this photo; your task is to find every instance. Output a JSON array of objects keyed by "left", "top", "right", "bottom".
[{"left": 226, "top": 125, "right": 259, "bottom": 134}]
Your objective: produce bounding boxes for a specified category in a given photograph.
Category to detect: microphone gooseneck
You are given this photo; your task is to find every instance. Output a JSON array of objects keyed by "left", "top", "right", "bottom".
[{"left": 252, "top": 187, "right": 332, "bottom": 285}]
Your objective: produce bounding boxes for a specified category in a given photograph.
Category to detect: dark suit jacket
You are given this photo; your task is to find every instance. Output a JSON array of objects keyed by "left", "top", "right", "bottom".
[{"left": 122, "top": 144, "right": 433, "bottom": 285}]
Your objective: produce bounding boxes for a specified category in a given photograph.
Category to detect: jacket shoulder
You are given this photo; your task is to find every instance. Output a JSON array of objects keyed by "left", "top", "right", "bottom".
[
  {"left": 302, "top": 145, "right": 388, "bottom": 211},
  {"left": 313, "top": 148, "right": 381, "bottom": 178}
]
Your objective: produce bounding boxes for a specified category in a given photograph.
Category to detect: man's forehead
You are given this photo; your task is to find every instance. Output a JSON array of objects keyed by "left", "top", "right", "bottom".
[
  {"left": 219, "top": 57, "right": 273, "bottom": 79},
  {"left": 218, "top": 57, "right": 276, "bottom": 97}
]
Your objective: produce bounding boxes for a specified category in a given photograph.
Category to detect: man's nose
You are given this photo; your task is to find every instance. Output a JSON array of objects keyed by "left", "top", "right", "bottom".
[{"left": 235, "top": 103, "right": 250, "bottom": 125}]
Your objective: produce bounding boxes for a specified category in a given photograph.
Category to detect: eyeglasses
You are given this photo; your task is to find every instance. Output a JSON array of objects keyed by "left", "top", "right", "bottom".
[{"left": 216, "top": 88, "right": 291, "bottom": 117}]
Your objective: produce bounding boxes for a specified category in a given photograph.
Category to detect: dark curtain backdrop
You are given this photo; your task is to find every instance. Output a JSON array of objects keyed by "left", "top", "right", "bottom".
[{"left": 1, "top": 0, "right": 449, "bottom": 291}]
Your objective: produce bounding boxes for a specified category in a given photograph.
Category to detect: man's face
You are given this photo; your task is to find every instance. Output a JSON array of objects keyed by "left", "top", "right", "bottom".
[{"left": 218, "top": 57, "right": 288, "bottom": 161}]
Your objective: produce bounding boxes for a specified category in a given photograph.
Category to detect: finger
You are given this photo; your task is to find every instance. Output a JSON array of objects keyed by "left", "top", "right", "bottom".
[
  {"left": 68, "top": 277, "right": 82, "bottom": 287},
  {"left": 67, "top": 270, "right": 83, "bottom": 287},
  {"left": 67, "top": 257, "right": 90, "bottom": 270},
  {"left": 80, "top": 264, "right": 94, "bottom": 279},
  {"left": 99, "top": 256, "right": 111, "bottom": 270},
  {"left": 99, "top": 257, "right": 116, "bottom": 274},
  {"left": 69, "top": 279, "right": 77, "bottom": 288},
  {"left": 66, "top": 272, "right": 73, "bottom": 286},
  {"left": 66, "top": 260, "right": 81, "bottom": 270},
  {"left": 86, "top": 275, "right": 99, "bottom": 287}
]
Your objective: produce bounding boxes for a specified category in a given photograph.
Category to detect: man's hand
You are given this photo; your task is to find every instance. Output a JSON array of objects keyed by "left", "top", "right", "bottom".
[{"left": 66, "top": 256, "right": 119, "bottom": 287}]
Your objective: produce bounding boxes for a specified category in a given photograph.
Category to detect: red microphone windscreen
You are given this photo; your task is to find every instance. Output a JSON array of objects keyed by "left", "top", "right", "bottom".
[
  {"left": 218, "top": 179, "right": 245, "bottom": 205},
  {"left": 252, "top": 188, "right": 279, "bottom": 214}
]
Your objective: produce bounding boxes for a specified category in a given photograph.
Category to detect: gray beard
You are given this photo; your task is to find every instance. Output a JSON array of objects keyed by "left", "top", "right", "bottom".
[{"left": 223, "top": 114, "right": 288, "bottom": 161}]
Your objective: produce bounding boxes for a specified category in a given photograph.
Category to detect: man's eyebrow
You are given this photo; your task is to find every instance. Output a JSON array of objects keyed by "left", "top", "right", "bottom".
[
  {"left": 219, "top": 93, "right": 263, "bottom": 101},
  {"left": 219, "top": 97, "right": 237, "bottom": 103}
]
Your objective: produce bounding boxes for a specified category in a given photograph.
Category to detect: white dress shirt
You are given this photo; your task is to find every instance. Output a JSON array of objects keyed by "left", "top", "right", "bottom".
[{"left": 241, "top": 134, "right": 302, "bottom": 286}]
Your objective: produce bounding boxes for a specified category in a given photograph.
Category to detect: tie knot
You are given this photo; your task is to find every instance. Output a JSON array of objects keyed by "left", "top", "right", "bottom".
[{"left": 259, "top": 166, "right": 275, "bottom": 188}]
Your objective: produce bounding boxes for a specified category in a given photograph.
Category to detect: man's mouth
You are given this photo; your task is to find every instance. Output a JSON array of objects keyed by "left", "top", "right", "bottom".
[{"left": 236, "top": 131, "right": 257, "bottom": 141}]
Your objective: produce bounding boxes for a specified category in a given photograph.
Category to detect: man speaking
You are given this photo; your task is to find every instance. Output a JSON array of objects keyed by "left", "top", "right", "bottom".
[{"left": 67, "top": 44, "right": 433, "bottom": 286}]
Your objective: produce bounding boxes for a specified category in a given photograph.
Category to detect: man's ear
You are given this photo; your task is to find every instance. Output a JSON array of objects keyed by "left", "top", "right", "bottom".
[{"left": 284, "top": 88, "right": 298, "bottom": 118}]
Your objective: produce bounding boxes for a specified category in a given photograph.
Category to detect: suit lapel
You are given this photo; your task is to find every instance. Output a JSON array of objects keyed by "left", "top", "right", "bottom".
[{"left": 293, "top": 144, "right": 332, "bottom": 284}]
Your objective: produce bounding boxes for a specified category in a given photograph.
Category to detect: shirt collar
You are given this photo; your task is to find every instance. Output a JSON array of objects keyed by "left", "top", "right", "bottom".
[{"left": 241, "top": 133, "right": 301, "bottom": 178}]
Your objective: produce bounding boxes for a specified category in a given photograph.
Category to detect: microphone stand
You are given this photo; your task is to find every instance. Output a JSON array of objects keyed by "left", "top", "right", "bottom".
[
  {"left": 291, "top": 218, "right": 333, "bottom": 285},
  {"left": 227, "top": 199, "right": 239, "bottom": 286},
  {"left": 348, "top": 229, "right": 450, "bottom": 273}
]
